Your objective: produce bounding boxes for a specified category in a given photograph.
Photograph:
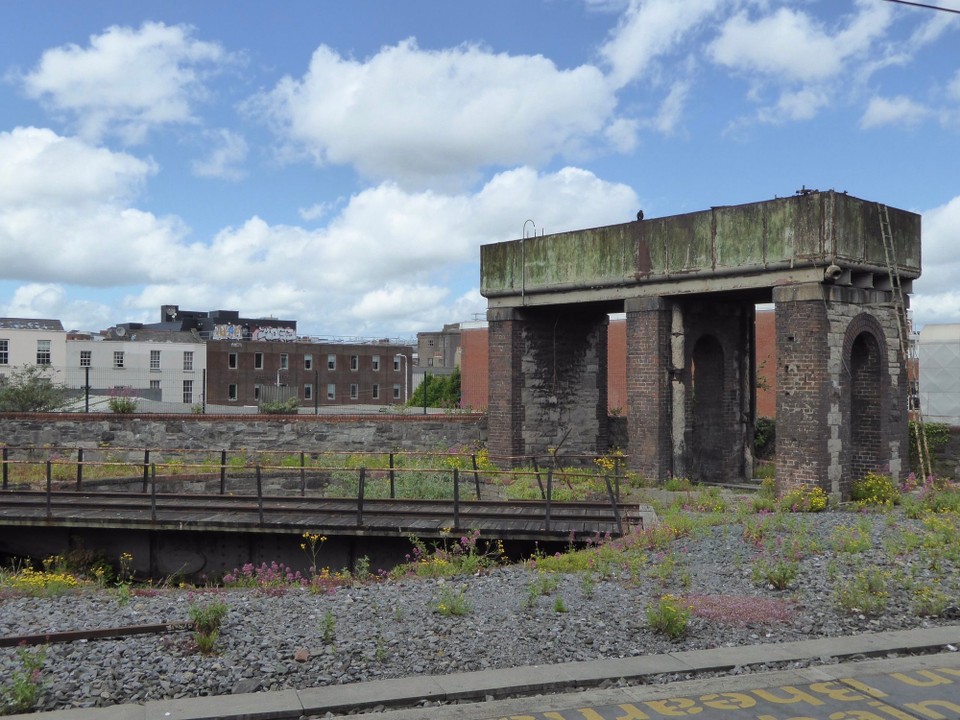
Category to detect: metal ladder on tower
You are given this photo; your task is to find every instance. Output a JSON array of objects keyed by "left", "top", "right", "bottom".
[{"left": 878, "top": 203, "right": 931, "bottom": 479}]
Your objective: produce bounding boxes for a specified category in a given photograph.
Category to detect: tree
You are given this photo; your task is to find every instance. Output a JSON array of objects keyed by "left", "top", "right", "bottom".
[
  {"left": 0, "top": 364, "right": 71, "bottom": 412},
  {"left": 408, "top": 367, "right": 461, "bottom": 408}
]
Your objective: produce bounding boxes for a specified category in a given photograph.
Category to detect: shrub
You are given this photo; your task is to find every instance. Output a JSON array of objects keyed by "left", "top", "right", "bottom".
[
  {"left": 260, "top": 397, "right": 300, "bottom": 414},
  {"left": 851, "top": 472, "right": 900, "bottom": 506},
  {"left": 1, "top": 646, "right": 46, "bottom": 714},
  {"left": 754, "top": 417, "right": 776, "bottom": 459},
  {"left": 780, "top": 484, "right": 828, "bottom": 512},
  {"left": 107, "top": 388, "right": 138, "bottom": 414},
  {"left": 0, "top": 364, "right": 70, "bottom": 412}
]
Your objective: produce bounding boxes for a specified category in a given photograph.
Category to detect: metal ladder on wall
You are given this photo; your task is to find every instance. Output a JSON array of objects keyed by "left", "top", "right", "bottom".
[{"left": 878, "top": 203, "right": 931, "bottom": 479}]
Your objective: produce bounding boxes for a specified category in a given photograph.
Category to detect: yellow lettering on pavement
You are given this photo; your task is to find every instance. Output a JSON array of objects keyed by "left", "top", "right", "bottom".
[
  {"left": 890, "top": 671, "right": 952, "bottom": 688},
  {"left": 753, "top": 686, "right": 825, "bottom": 706},
  {"left": 901, "top": 699, "right": 960, "bottom": 719},
  {"left": 643, "top": 697, "right": 702, "bottom": 716},
  {"left": 699, "top": 692, "right": 757, "bottom": 710}
]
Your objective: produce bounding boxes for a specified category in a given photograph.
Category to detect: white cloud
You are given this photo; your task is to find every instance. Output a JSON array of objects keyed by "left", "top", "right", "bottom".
[
  {"left": 599, "top": 0, "right": 722, "bottom": 89},
  {"left": 860, "top": 95, "right": 931, "bottom": 128},
  {"left": 648, "top": 81, "right": 690, "bottom": 134},
  {"left": 0, "top": 283, "right": 117, "bottom": 332},
  {"left": 247, "top": 39, "right": 616, "bottom": 187},
  {"left": 758, "top": 87, "right": 830, "bottom": 124},
  {"left": 21, "top": 22, "right": 227, "bottom": 144},
  {"left": 708, "top": 2, "right": 890, "bottom": 84},
  {"left": 0, "top": 127, "right": 186, "bottom": 285},
  {"left": 191, "top": 129, "right": 248, "bottom": 180},
  {"left": 909, "top": 194, "right": 960, "bottom": 328},
  {"left": 948, "top": 70, "right": 960, "bottom": 102},
  {"left": 0, "top": 127, "right": 638, "bottom": 335}
]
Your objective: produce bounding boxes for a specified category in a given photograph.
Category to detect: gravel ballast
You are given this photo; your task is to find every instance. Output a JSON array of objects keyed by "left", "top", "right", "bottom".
[{"left": 2, "top": 505, "right": 958, "bottom": 713}]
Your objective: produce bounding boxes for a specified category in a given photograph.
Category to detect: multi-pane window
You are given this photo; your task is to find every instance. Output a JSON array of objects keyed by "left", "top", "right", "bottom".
[
  {"left": 350, "top": 383, "right": 358, "bottom": 399},
  {"left": 304, "top": 354, "right": 313, "bottom": 370},
  {"left": 182, "top": 379, "right": 193, "bottom": 404},
  {"left": 393, "top": 357, "right": 401, "bottom": 371},
  {"left": 372, "top": 355, "right": 380, "bottom": 371},
  {"left": 150, "top": 350, "right": 161, "bottom": 370},
  {"left": 327, "top": 354, "right": 336, "bottom": 370},
  {"left": 228, "top": 352, "right": 238, "bottom": 369},
  {"left": 350, "top": 355, "right": 359, "bottom": 371},
  {"left": 280, "top": 353, "right": 289, "bottom": 370},
  {"left": 113, "top": 351, "right": 125, "bottom": 369},
  {"left": 327, "top": 383, "right": 336, "bottom": 400},
  {"left": 36, "top": 340, "right": 51, "bottom": 365},
  {"left": 150, "top": 379, "right": 161, "bottom": 399},
  {"left": 393, "top": 384, "right": 401, "bottom": 400},
  {"left": 183, "top": 351, "right": 194, "bottom": 371},
  {"left": 228, "top": 384, "right": 238, "bottom": 401},
  {"left": 254, "top": 384, "right": 261, "bottom": 401},
  {"left": 304, "top": 384, "right": 313, "bottom": 400},
  {"left": 372, "top": 384, "right": 380, "bottom": 400},
  {"left": 0, "top": 339, "right": 7, "bottom": 365},
  {"left": 79, "top": 350, "right": 92, "bottom": 367},
  {"left": 254, "top": 352, "right": 264, "bottom": 370}
]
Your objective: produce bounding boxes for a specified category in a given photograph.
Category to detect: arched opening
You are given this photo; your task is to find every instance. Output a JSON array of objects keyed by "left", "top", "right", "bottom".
[
  {"left": 849, "top": 331, "right": 883, "bottom": 481},
  {"left": 691, "top": 334, "right": 725, "bottom": 481}
]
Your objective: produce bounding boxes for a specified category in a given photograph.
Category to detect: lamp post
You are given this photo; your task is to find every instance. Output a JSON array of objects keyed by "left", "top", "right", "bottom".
[{"left": 394, "top": 353, "right": 407, "bottom": 404}]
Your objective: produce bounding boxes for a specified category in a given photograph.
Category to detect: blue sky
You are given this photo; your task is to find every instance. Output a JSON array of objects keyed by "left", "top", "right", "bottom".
[{"left": 1, "top": 0, "right": 958, "bottom": 338}]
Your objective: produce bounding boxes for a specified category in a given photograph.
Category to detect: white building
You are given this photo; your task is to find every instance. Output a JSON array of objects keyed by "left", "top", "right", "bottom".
[
  {"left": 918, "top": 324, "right": 960, "bottom": 425},
  {"left": 66, "top": 328, "right": 208, "bottom": 410},
  {"left": 0, "top": 318, "right": 67, "bottom": 380}
]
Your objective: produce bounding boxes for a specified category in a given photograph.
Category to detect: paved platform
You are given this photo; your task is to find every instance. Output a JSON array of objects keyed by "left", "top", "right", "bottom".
[{"left": 12, "top": 625, "right": 960, "bottom": 720}]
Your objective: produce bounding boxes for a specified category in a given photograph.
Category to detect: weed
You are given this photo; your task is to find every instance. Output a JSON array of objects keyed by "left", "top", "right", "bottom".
[
  {"left": 780, "top": 485, "right": 828, "bottom": 512},
  {"left": 751, "top": 555, "right": 799, "bottom": 590},
  {"left": 188, "top": 598, "right": 229, "bottom": 655},
  {"left": 912, "top": 584, "right": 951, "bottom": 617},
  {"left": 835, "top": 567, "right": 889, "bottom": 615},
  {"left": 1, "top": 646, "right": 46, "bottom": 714},
  {"left": 434, "top": 586, "right": 472, "bottom": 616},
  {"left": 830, "top": 518, "right": 873, "bottom": 553},
  {"left": 646, "top": 594, "right": 691, "bottom": 639},
  {"left": 320, "top": 610, "right": 336, "bottom": 645},
  {"left": 553, "top": 595, "right": 568, "bottom": 613}
]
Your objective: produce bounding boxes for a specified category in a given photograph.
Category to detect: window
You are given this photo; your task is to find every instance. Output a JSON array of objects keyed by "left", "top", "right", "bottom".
[
  {"left": 393, "top": 356, "right": 401, "bottom": 371},
  {"left": 327, "top": 354, "right": 336, "bottom": 370},
  {"left": 254, "top": 384, "right": 261, "bottom": 401},
  {"left": 150, "top": 350, "right": 161, "bottom": 370},
  {"left": 393, "top": 384, "right": 401, "bottom": 400},
  {"left": 372, "top": 384, "right": 380, "bottom": 400},
  {"left": 113, "top": 351, "right": 125, "bottom": 369},
  {"left": 0, "top": 339, "right": 7, "bottom": 365},
  {"left": 350, "top": 355, "right": 359, "bottom": 371},
  {"left": 79, "top": 350, "right": 91, "bottom": 367},
  {"left": 37, "top": 340, "right": 51, "bottom": 365},
  {"left": 327, "top": 383, "right": 336, "bottom": 400},
  {"left": 304, "top": 383, "right": 313, "bottom": 400},
  {"left": 150, "top": 379, "right": 161, "bottom": 399},
  {"left": 350, "top": 383, "right": 358, "bottom": 399},
  {"left": 304, "top": 354, "right": 313, "bottom": 370},
  {"left": 372, "top": 355, "right": 380, "bottom": 371},
  {"left": 182, "top": 379, "right": 193, "bottom": 404},
  {"left": 183, "top": 351, "right": 194, "bottom": 371},
  {"left": 280, "top": 353, "right": 289, "bottom": 370},
  {"left": 254, "top": 352, "right": 264, "bottom": 370},
  {"left": 228, "top": 352, "right": 238, "bottom": 369},
  {"left": 228, "top": 384, "right": 238, "bottom": 401}
]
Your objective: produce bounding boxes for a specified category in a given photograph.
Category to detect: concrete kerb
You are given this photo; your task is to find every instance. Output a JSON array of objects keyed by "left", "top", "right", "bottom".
[{"left": 11, "top": 625, "right": 960, "bottom": 720}]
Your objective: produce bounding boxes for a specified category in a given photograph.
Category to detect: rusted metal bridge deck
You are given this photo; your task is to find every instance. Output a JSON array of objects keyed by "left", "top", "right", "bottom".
[{"left": 0, "top": 489, "right": 639, "bottom": 542}]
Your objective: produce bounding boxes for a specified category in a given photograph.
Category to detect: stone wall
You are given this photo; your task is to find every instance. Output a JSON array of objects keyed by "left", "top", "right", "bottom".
[{"left": 0, "top": 413, "right": 487, "bottom": 454}]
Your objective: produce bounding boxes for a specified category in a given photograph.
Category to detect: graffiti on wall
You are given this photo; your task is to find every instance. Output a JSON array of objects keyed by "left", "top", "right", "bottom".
[
  {"left": 251, "top": 326, "right": 297, "bottom": 342},
  {"left": 212, "top": 324, "right": 246, "bottom": 340}
]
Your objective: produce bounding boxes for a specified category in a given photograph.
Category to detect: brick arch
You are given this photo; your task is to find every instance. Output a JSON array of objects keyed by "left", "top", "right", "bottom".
[{"left": 840, "top": 313, "right": 890, "bottom": 492}]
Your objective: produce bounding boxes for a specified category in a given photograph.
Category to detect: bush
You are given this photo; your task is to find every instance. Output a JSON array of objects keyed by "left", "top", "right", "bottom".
[
  {"left": 260, "top": 397, "right": 300, "bottom": 414},
  {"left": 851, "top": 472, "right": 900, "bottom": 506},
  {"left": 754, "top": 417, "right": 776, "bottom": 459},
  {"left": 107, "top": 388, "right": 138, "bottom": 414},
  {"left": 780, "top": 484, "right": 828, "bottom": 512},
  {"left": 0, "top": 365, "right": 70, "bottom": 412},
  {"left": 409, "top": 367, "right": 461, "bottom": 408}
]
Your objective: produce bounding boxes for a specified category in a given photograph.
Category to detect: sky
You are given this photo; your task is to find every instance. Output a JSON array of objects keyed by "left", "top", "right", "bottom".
[{"left": 0, "top": 0, "right": 958, "bottom": 340}]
